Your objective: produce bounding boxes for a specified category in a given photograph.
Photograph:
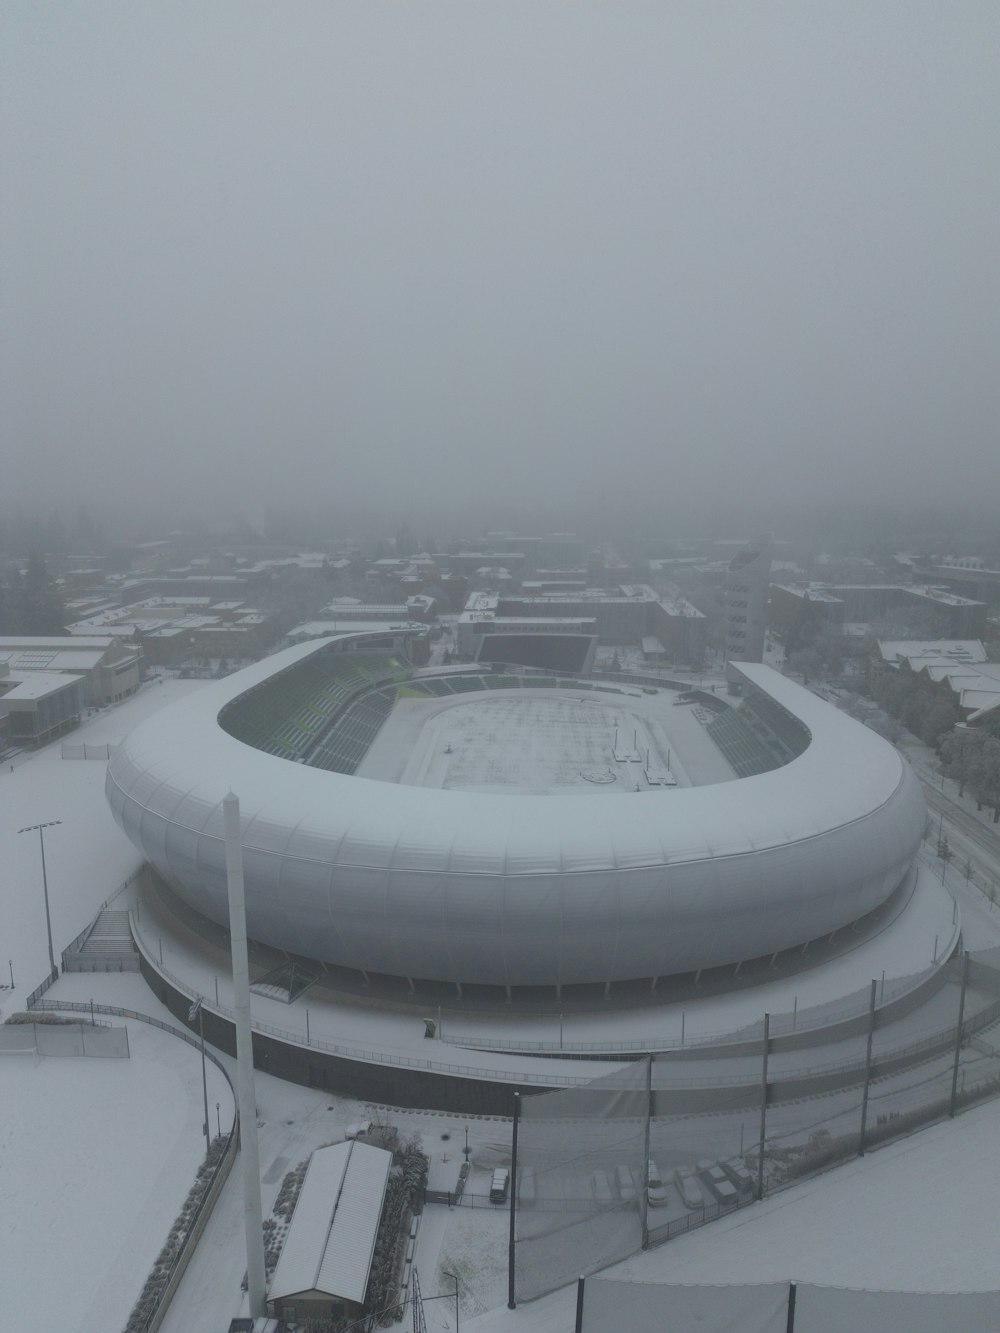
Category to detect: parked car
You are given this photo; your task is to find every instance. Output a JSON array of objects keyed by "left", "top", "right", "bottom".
[
  {"left": 589, "top": 1168, "right": 615, "bottom": 1206},
  {"left": 674, "top": 1166, "right": 705, "bottom": 1210},
  {"left": 721, "top": 1157, "right": 755, "bottom": 1195},
  {"left": 489, "top": 1167, "right": 510, "bottom": 1203},
  {"left": 700, "top": 1163, "right": 738, "bottom": 1203},
  {"left": 646, "top": 1160, "right": 670, "bottom": 1208},
  {"left": 615, "top": 1164, "right": 637, "bottom": 1203}
]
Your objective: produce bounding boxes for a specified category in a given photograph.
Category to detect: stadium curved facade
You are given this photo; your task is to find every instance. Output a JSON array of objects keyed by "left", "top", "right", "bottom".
[{"left": 106, "top": 633, "right": 926, "bottom": 992}]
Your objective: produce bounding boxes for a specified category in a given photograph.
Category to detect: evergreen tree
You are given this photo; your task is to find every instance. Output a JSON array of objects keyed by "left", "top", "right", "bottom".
[
  {"left": 16, "top": 552, "right": 66, "bottom": 634},
  {"left": 0, "top": 571, "right": 10, "bottom": 634}
]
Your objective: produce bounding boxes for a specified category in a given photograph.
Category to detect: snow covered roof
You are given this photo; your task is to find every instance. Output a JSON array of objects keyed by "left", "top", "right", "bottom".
[
  {"left": 877, "top": 640, "right": 987, "bottom": 666},
  {"left": 0, "top": 635, "right": 118, "bottom": 651},
  {"left": 287, "top": 620, "right": 425, "bottom": 639},
  {"left": 268, "top": 1141, "right": 392, "bottom": 1305},
  {"left": 0, "top": 670, "right": 85, "bottom": 702},
  {"left": 876, "top": 643, "right": 1000, "bottom": 720},
  {"left": 0, "top": 646, "right": 106, "bottom": 672}
]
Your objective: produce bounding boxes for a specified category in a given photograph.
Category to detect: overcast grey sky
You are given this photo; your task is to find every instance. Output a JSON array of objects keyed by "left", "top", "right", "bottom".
[{"left": 2, "top": 2, "right": 998, "bottom": 532}]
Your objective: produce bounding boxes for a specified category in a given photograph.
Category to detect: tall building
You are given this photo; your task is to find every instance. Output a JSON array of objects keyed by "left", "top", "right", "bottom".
[{"left": 725, "top": 535, "right": 772, "bottom": 664}]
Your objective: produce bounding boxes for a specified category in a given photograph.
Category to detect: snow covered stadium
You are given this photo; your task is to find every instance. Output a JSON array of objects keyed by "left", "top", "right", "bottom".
[{"left": 106, "top": 630, "right": 927, "bottom": 1000}]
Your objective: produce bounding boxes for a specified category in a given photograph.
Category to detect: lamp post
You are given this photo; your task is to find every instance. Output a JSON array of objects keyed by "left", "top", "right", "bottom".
[
  {"left": 188, "top": 996, "right": 211, "bottom": 1154},
  {"left": 17, "top": 820, "right": 62, "bottom": 981},
  {"left": 442, "top": 1270, "right": 459, "bottom": 1333}
]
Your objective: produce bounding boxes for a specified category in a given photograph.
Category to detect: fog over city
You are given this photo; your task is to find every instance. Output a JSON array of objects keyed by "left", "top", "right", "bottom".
[{"left": 2, "top": 2, "right": 998, "bottom": 536}]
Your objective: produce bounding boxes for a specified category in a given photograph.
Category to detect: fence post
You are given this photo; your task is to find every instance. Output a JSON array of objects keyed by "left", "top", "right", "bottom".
[
  {"left": 508, "top": 1091, "right": 519, "bottom": 1309},
  {"left": 858, "top": 979, "right": 878, "bottom": 1156},
  {"left": 575, "top": 1275, "right": 586, "bottom": 1333},
  {"left": 786, "top": 1280, "right": 796, "bottom": 1332},
  {"left": 949, "top": 950, "right": 971, "bottom": 1117},
  {"left": 642, "top": 1052, "right": 652, "bottom": 1249},
  {"left": 756, "top": 1013, "right": 769, "bottom": 1202}
]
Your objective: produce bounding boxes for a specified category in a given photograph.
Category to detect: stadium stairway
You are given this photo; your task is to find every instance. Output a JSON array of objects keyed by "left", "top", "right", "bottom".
[{"left": 62, "top": 910, "right": 140, "bottom": 973}]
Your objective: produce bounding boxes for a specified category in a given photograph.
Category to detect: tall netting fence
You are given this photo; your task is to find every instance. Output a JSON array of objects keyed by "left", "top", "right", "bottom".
[
  {"left": 514, "top": 1059, "right": 648, "bottom": 1301},
  {"left": 0, "top": 1022, "right": 130, "bottom": 1058},
  {"left": 61, "top": 741, "right": 113, "bottom": 760},
  {"left": 512, "top": 946, "right": 1000, "bottom": 1303},
  {"left": 580, "top": 1278, "right": 1000, "bottom": 1333}
]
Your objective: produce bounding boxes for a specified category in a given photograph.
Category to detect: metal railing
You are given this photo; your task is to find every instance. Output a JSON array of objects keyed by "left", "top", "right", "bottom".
[
  {"left": 130, "top": 916, "right": 597, "bottom": 1089},
  {"left": 449, "top": 965, "right": 939, "bottom": 1057},
  {"left": 128, "top": 896, "right": 1000, "bottom": 1098},
  {"left": 647, "top": 1190, "right": 754, "bottom": 1247}
]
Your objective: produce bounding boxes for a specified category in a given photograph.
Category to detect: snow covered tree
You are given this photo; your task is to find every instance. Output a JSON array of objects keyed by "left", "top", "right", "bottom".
[{"left": 940, "top": 728, "right": 986, "bottom": 796}]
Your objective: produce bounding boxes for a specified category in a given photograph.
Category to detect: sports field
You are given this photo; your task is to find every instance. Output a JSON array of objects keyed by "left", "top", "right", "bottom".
[{"left": 357, "top": 686, "right": 736, "bottom": 793}]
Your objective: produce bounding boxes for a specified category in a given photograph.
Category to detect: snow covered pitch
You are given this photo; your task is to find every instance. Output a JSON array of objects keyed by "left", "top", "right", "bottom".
[{"left": 380, "top": 693, "right": 685, "bottom": 794}]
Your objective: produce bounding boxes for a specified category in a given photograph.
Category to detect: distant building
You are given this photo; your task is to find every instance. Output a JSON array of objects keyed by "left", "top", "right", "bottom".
[
  {"left": 725, "top": 537, "right": 772, "bottom": 665},
  {"left": 0, "top": 635, "right": 141, "bottom": 706},
  {"left": 871, "top": 639, "right": 1000, "bottom": 730},
  {"left": 65, "top": 598, "right": 279, "bottom": 667},
  {"left": 770, "top": 583, "right": 986, "bottom": 641},
  {"left": 457, "top": 584, "right": 706, "bottom": 664},
  {"left": 0, "top": 666, "right": 84, "bottom": 748}
]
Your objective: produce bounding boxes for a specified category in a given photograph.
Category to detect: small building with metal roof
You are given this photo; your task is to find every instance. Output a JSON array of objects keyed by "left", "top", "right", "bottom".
[{"left": 267, "top": 1139, "right": 393, "bottom": 1326}]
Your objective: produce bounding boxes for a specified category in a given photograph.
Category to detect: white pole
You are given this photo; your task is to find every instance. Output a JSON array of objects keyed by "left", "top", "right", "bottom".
[{"left": 224, "top": 792, "right": 267, "bottom": 1318}]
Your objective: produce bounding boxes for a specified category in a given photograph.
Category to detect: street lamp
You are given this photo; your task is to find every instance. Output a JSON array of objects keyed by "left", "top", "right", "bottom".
[
  {"left": 188, "top": 996, "right": 211, "bottom": 1155},
  {"left": 442, "top": 1271, "right": 459, "bottom": 1333},
  {"left": 17, "top": 820, "right": 62, "bottom": 981}
]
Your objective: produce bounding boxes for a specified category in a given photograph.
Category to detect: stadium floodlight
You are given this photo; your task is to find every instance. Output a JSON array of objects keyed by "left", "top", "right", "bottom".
[
  {"left": 17, "top": 820, "right": 62, "bottom": 982},
  {"left": 188, "top": 996, "right": 210, "bottom": 1155}
]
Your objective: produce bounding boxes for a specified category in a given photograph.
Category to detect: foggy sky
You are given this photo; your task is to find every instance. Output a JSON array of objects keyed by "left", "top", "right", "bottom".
[{"left": 3, "top": 2, "right": 998, "bottom": 532}]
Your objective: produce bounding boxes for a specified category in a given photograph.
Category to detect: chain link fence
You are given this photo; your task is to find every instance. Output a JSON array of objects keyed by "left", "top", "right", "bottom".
[{"left": 513, "top": 946, "right": 1000, "bottom": 1303}]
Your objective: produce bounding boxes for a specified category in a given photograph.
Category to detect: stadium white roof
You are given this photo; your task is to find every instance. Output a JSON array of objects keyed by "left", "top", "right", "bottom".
[
  {"left": 107, "top": 634, "right": 926, "bottom": 987},
  {"left": 268, "top": 1141, "right": 392, "bottom": 1305},
  {"left": 113, "top": 640, "right": 909, "bottom": 865}
]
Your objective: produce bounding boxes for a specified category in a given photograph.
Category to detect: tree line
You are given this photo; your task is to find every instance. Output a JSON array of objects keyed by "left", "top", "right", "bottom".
[
  {"left": 0, "top": 552, "right": 67, "bottom": 636},
  {"left": 939, "top": 727, "right": 1000, "bottom": 824}
]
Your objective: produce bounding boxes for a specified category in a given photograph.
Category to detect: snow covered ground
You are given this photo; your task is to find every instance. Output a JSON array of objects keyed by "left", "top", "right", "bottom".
[
  {"left": 397, "top": 693, "right": 678, "bottom": 795},
  {"left": 0, "top": 676, "right": 232, "bottom": 1333},
  {"left": 0, "top": 674, "right": 210, "bottom": 1005},
  {"left": 6, "top": 673, "right": 1000, "bottom": 1331},
  {"left": 358, "top": 684, "right": 737, "bottom": 790},
  {"left": 0, "top": 1016, "right": 233, "bottom": 1333}
]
